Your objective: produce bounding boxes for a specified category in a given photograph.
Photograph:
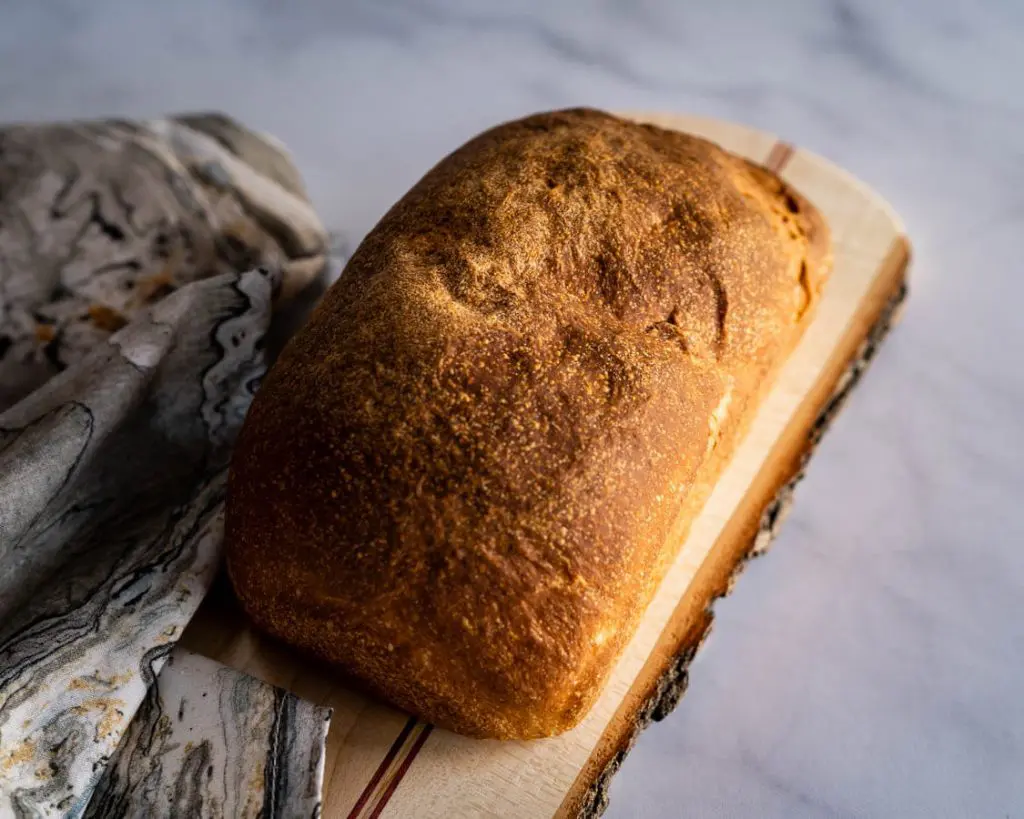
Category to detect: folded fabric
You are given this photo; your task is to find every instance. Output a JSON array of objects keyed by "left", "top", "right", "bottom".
[
  {"left": 0, "top": 113, "right": 328, "bottom": 411},
  {"left": 0, "top": 114, "right": 335, "bottom": 818},
  {"left": 83, "top": 648, "right": 331, "bottom": 819}
]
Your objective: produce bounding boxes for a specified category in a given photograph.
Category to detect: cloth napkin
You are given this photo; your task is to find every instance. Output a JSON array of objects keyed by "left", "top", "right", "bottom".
[{"left": 0, "top": 115, "right": 335, "bottom": 818}]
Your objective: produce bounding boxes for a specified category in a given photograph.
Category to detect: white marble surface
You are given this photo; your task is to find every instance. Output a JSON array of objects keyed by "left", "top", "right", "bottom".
[{"left": 2, "top": 1, "right": 1021, "bottom": 816}]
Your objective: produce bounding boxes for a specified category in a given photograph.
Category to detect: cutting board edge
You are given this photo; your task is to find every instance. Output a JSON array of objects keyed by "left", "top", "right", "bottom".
[{"left": 560, "top": 236, "right": 911, "bottom": 819}]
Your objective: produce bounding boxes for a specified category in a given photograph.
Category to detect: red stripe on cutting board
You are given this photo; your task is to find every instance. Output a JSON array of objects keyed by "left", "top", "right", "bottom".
[
  {"left": 346, "top": 716, "right": 417, "bottom": 819},
  {"left": 765, "top": 140, "right": 795, "bottom": 173},
  {"left": 366, "top": 724, "right": 434, "bottom": 818}
]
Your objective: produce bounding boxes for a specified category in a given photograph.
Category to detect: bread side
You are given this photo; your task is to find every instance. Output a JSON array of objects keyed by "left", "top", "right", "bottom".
[{"left": 225, "top": 109, "right": 831, "bottom": 739}]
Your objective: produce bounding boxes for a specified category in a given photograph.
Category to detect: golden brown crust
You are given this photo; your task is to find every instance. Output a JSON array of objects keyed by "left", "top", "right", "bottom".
[{"left": 224, "top": 109, "right": 832, "bottom": 739}]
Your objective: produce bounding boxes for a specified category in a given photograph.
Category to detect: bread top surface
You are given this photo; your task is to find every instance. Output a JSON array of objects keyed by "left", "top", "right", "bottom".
[{"left": 226, "top": 108, "right": 830, "bottom": 738}]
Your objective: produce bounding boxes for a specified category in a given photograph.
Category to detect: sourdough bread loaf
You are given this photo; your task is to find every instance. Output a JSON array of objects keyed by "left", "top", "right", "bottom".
[{"left": 225, "top": 109, "right": 831, "bottom": 739}]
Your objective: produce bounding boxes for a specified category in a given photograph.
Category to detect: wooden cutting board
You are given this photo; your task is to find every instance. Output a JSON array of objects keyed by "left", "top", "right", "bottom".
[{"left": 180, "top": 112, "right": 910, "bottom": 819}]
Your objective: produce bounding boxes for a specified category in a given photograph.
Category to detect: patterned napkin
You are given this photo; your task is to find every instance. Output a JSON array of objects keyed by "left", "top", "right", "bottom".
[
  {"left": 0, "top": 113, "right": 327, "bottom": 412},
  {"left": 84, "top": 649, "right": 330, "bottom": 818},
  {"left": 0, "top": 116, "right": 334, "bottom": 818}
]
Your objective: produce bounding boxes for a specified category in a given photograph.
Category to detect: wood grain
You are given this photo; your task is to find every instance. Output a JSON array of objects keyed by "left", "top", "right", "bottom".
[{"left": 180, "top": 112, "right": 910, "bottom": 819}]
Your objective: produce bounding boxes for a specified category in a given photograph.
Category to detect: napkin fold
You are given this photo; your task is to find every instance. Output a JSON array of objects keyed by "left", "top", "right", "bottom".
[
  {"left": 0, "top": 115, "right": 334, "bottom": 818},
  {"left": 0, "top": 113, "right": 327, "bottom": 411},
  {"left": 83, "top": 648, "right": 330, "bottom": 819}
]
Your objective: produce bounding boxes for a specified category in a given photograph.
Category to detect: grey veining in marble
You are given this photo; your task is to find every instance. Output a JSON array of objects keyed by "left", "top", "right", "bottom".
[
  {"left": 83, "top": 648, "right": 330, "bottom": 819},
  {"left": 1, "top": 1, "right": 1022, "bottom": 816}
]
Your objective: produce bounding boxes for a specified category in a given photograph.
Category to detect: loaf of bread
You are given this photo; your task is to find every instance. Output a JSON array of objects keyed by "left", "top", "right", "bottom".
[{"left": 225, "top": 109, "right": 831, "bottom": 739}]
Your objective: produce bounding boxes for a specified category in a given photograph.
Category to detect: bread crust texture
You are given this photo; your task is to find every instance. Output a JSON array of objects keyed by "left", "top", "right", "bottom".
[{"left": 225, "top": 109, "right": 831, "bottom": 739}]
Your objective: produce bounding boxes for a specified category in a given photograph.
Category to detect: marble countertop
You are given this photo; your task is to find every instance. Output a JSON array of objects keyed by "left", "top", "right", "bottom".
[{"left": 3, "top": 0, "right": 1021, "bottom": 816}]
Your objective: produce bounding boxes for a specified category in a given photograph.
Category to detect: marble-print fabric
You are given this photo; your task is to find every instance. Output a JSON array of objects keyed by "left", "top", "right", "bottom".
[
  {"left": 0, "top": 267, "right": 272, "bottom": 816},
  {"left": 0, "top": 114, "right": 328, "bottom": 411},
  {"left": 82, "top": 649, "right": 330, "bottom": 819},
  {"left": 0, "top": 117, "right": 333, "bottom": 818}
]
